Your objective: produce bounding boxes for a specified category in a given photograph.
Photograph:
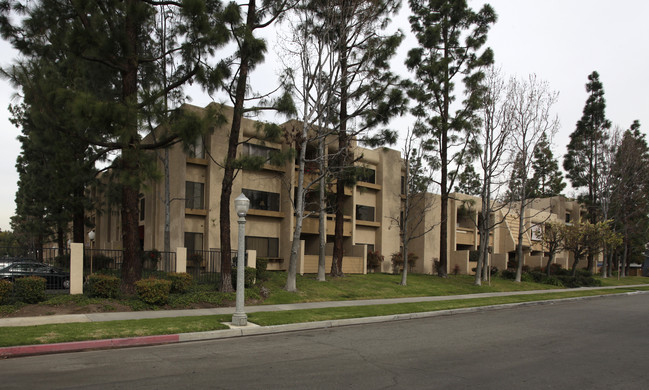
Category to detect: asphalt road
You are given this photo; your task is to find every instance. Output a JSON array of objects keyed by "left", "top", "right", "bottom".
[{"left": 1, "top": 293, "right": 647, "bottom": 389}]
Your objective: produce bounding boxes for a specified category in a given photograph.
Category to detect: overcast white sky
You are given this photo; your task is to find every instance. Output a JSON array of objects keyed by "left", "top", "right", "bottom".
[{"left": 0, "top": 0, "right": 647, "bottom": 232}]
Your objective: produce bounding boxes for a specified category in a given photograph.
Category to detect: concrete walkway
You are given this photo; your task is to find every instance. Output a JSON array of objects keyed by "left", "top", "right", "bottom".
[{"left": 1, "top": 285, "right": 647, "bottom": 358}]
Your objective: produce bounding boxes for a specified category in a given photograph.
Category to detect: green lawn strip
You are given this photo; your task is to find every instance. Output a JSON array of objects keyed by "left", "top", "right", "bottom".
[
  {"left": 248, "top": 287, "right": 647, "bottom": 326},
  {"left": 1, "top": 286, "right": 646, "bottom": 348},
  {"left": 0, "top": 316, "right": 230, "bottom": 348},
  {"left": 261, "top": 273, "right": 562, "bottom": 305}
]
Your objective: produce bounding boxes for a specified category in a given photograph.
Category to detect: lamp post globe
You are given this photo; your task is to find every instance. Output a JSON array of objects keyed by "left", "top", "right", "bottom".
[
  {"left": 88, "top": 230, "right": 96, "bottom": 275},
  {"left": 232, "top": 193, "right": 250, "bottom": 326}
]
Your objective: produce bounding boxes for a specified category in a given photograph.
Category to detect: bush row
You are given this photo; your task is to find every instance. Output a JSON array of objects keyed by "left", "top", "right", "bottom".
[{"left": 500, "top": 266, "right": 602, "bottom": 288}]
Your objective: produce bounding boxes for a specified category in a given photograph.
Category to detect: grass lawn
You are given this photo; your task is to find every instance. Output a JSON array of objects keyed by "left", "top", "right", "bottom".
[{"left": 0, "top": 272, "right": 647, "bottom": 348}]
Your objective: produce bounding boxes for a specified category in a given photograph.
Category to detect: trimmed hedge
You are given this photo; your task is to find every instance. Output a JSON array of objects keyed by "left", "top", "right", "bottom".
[
  {"left": 167, "top": 272, "right": 192, "bottom": 293},
  {"left": 135, "top": 278, "right": 172, "bottom": 305},
  {"left": 0, "top": 279, "right": 12, "bottom": 303},
  {"left": 255, "top": 258, "right": 270, "bottom": 282},
  {"left": 231, "top": 267, "right": 256, "bottom": 289},
  {"left": 86, "top": 274, "right": 120, "bottom": 298},
  {"left": 15, "top": 276, "right": 46, "bottom": 303}
]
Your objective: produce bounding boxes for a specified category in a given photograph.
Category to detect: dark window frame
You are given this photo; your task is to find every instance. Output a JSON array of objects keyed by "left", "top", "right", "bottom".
[
  {"left": 245, "top": 236, "right": 279, "bottom": 258},
  {"left": 356, "top": 205, "right": 375, "bottom": 222},
  {"left": 243, "top": 188, "right": 280, "bottom": 212},
  {"left": 185, "top": 181, "right": 205, "bottom": 209}
]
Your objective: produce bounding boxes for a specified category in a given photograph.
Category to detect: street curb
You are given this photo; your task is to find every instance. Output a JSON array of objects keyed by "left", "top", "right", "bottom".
[
  {"left": 0, "top": 334, "right": 179, "bottom": 358},
  {"left": 2, "top": 290, "right": 646, "bottom": 358}
]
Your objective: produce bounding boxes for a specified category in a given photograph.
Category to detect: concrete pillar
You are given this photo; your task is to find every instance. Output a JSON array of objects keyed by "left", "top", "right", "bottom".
[
  {"left": 177, "top": 247, "right": 187, "bottom": 273},
  {"left": 70, "top": 243, "right": 83, "bottom": 295},
  {"left": 246, "top": 249, "right": 257, "bottom": 269}
]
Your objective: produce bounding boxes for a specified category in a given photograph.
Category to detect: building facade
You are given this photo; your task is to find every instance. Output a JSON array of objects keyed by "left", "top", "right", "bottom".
[{"left": 90, "top": 103, "right": 586, "bottom": 275}]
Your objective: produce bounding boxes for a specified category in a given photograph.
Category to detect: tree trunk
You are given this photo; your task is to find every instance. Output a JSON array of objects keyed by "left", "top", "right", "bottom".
[
  {"left": 286, "top": 120, "right": 309, "bottom": 291},
  {"left": 219, "top": 0, "right": 256, "bottom": 292},
  {"left": 586, "top": 253, "right": 595, "bottom": 274},
  {"left": 515, "top": 201, "right": 525, "bottom": 282},
  {"left": 331, "top": 29, "right": 348, "bottom": 278},
  {"left": 571, "top": 255, "right": 581, "bottom": 277},
  {"left": 317, "top": 136, "right": 327, "bottom": 282},
  {"left": 545, "top": 252, "right": 555, "bottom": 276},
  {"left": 119, "top": 6, "right": 143, "bottom": 294},
  {"left": 164, "top": 148, "right": 171, "bottom": 253}
]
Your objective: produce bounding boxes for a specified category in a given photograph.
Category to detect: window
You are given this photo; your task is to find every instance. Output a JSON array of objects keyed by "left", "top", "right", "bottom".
[
  {"left": 246, "top": 236, "right": 279, "bottom": 258},
  {"left": 184, "top": 232, "right": 203, "bottom": 252},
  {"left": 565, "top": 213, "right": 571, "bottom": 223},
  {"left": 243, "top": 189, "right": 280, "bottom": 212},
  {"left": 243, "top": 143, "right": 278, "bottom": 160},
  {"left": 401, "top": 176, "right": 406, "bottom": 195},
  {"left": 358, "top": 167, "right": 376, "bottom": 184},
  {"left": 356, "top": 205, "right": 375, "bottom": 222},
  {"left": 185, "top": 182, "right": 205, "bottom": 209},
  {"left": 189, "top": 137, "right": 205, "bottom": 159},
  {"left": 139, "top": 198, "right": 145, "bottom": 221}
]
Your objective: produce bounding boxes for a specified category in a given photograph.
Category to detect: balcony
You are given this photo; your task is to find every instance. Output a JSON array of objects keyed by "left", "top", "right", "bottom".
[{"left": 301, "top": 214, "right": 352, "bottom": 236}]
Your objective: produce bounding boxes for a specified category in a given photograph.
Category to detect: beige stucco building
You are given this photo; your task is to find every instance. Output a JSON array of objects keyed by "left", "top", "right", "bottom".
[{"left": 89, "top": 103, "right": 586, "bottom": 275}]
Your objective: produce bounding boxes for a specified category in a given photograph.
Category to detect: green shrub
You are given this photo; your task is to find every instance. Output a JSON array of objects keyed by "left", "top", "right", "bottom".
[
  {"left": 86, "top": 274, "right": 120, "bottom": 298},
  {"left": 15, "top": 276, "right": 46, "bottom": 303},
  {"left": 367, "top": 251, "right": 384, "bottom": 272},
  {"left": 520, "top": 272, "right": 534, "bottom": 283},
  {"left": 135, "top": 278, "right": 172, "bottom": 305},
  {"left": 142, "top": 249, "right": 161, "bottom": 270},
  {"left": 91, "top": 254, "right": 115, "bottom": 272},
  {"left": 231, "top": 267, "right": 256, "bottom": 289},
  {"left": 500, "top": 269, "right": 516, "bottom": 280},
  {"left": 256, "top": 258, "right": 270, "bottom": 281},
  {"left": 542, "top": 276, "right": 564, "bottom": 287},
  {"left": 167, "top": 272, "right": 192, "bottom": 293},
  {"left": 390, "top": 252, "right": 418, "bottom": 274},
  {"left": 0, "top": 279, "right": 12, "bottom": 303}
]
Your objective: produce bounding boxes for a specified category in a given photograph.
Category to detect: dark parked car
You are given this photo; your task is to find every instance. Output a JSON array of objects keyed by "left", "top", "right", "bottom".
[
  {"left": 0, "top": 262, "right": 70, "bottom": 289},
  {"left": 0, "top": 257, "right": 35, "bottom": 270}
]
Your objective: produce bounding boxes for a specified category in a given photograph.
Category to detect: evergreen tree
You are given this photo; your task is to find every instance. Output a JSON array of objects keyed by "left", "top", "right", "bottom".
[
  {"left": 406, "top": 0, "right": 496, "bottom": 277},
  {"left": 563, "top": 71, "right": 611, "bottom": 222},
  {"left": 529, "top": 132, "right": 565, "bottom": 197},
  {"left": 610, "top": 121, "right": 649, "bottom": 276},
  {"left": 321, "top": 0, "right": 405, "bottom": 277},
  {"left": 1, "top": 0, "right": 232, "bottom": 293},
  {"left": 454, "top": 165, "right": 482, "bottom": 196},
  {"left": 216, "top": 0, "right": 296, "bottom": 293}
]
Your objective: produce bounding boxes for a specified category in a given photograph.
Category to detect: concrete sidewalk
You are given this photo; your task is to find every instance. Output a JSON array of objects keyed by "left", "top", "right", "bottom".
[{"left": 1, "top": 285, "right": 647, "bottom": 358}]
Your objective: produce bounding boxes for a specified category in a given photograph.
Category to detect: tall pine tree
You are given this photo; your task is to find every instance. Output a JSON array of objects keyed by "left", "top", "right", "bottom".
[
  {"left": 563, "top": 71, "right": 610, "bottom": 221},
  {"left": 406, "top": 0, "right": 496, "bottom": 277},
  {"left": 1, "top": 0, "right": 232, "bottom": 293},
  {"left": 529, "top": 132, "right": 565, "bottom": 197}
]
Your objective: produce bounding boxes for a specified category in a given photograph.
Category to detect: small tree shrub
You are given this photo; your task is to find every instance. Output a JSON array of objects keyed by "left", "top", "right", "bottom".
[
  {"left": 0, "top": 279, "right": 12, "bottom": 303},
  {"left": 135, "top": 278, "right": 172, "bottom": 305},
  {"left": 500, "top": 269, "right": 516, "bottom": 280},
  {"left": 367, "top": 251, "right": 384, "bottom": 273},
  {"left": 86, "top": 274, "right": 120, "bottom": 298},
  {"left": 433, "top": 258, "right": 442, "bottom": 276},
  {"left": 91, "top": 254, "right": 115, "bottom": 272},
  {"left": 167, "top": 272, "right": 192, "bottom": 293},
  {"left": 142, "top": 249, "right": 161, "bottom": 270},
  {"left": 188, "top": 253, "right": 203, "bottom": 268},
  {"left": 231, "top": 267, "right": 256, "bottom": 289},
  {"left": 256, "top": 258, "right": 270, "bottom": 282},
  {"left": 391, "top": 252, "right": 418, "bottom": 274},
  {"left": 15, "top": 276, "right": 46, "bottom": 303}
]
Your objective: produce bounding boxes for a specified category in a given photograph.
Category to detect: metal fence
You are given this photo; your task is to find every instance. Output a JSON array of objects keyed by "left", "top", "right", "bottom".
[{"left": 187, "top": 249, "right": 237, "bottom": 284}]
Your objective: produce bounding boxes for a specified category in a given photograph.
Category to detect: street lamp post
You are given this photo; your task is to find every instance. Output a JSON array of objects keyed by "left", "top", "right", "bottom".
[
  {"left": 232, "top": 193, "right": 250, "bottom": 326},
  {"left": 88, "top": 230, "right": 96, "bottom": 275}
]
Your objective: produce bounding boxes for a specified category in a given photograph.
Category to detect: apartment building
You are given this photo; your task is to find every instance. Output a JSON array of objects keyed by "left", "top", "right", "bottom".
[{"left": 90, "top": 103, "right": 586, "bottom": 275}]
